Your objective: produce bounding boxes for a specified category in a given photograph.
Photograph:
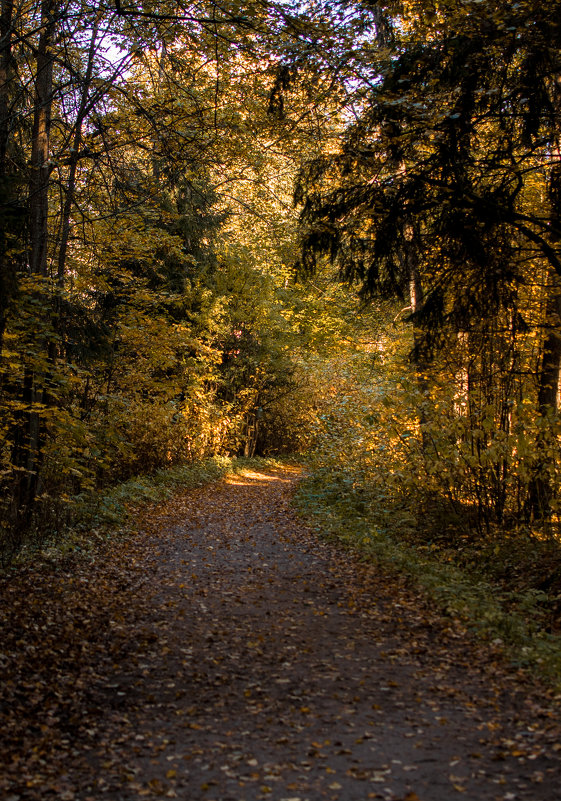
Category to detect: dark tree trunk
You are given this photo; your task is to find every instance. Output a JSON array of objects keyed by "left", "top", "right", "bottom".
[
  {"left": 0, "top": 0, "right": 14, "bottom": 354},
  {"left": 526, "top": 157, "right": 561, "bottom": 519},
  {"left": 10, "top": 0, "right": 56, "bottom": 534},
  {"left": 537, "top": 289, "right": 561, "bottom": 416},
  {"left": 526, "top": 273, "right": 561, "bottom": 519},
  {"left": 57, "top": 20, "right": 99, "bottom": 285},
  {"left": 28, "top": 0, "right": 55, "bottom": 277},
  {"left": 0, "top": 0, "right": 13, "bottom": 174}
]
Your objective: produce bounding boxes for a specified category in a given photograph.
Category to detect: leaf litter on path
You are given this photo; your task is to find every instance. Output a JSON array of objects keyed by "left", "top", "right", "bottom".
[{"left": 1, "top": 464, "right": 561, "bottom": 801}]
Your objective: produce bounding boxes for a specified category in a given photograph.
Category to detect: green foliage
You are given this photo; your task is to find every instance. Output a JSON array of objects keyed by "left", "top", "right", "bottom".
[
  {"left": 0, "top": 0, "right": 365, "bottom": 561},
  {"left": 74, "top": 456, "right": 282, "bottom": 534},
  {"left": 295, "top": 0, "right": 561, "bottom": 528},
  {"left": 6, "top": 455, "right": 287, "bottom": 566},
  {"left": 299, "top": 463, "right": 561, "bottom": 684},
  {"left": 298, "top": 318, "right": 561, "bottom": 684},
  {"left": 4, "top": 0, "right": 561, "bottom": 635}
]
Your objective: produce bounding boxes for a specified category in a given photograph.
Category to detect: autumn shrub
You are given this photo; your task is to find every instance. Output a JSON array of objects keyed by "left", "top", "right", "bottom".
[
  {"left": 306, "top": 338, "right": 561, "bottom": 540},
  {"left": 300, "top": 334, "right": 561, "bottom": 681},
  {"left": 255, "top": 360, "right": 330, "bottom": 455},
  {"left": 92, "top": 394, "right": 236, "bottom": 482},
  {"left": 298, "top": 460, "right": 561, "bottom": 684},
  {"left": 43, "top": 455, "right": 286, "bottom": 560}
]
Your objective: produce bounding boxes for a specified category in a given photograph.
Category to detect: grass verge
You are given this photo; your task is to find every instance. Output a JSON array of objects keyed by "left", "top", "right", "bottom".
[
  {"left": 296, "top": 468, "right": 561, "bottom": 688},
  {"left": 9, "top": 456, "right": 287, "bottom": 568}
]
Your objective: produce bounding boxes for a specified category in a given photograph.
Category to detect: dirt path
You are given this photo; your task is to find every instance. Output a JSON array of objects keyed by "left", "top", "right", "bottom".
[{"left": 2, "top": 465, "right": 561, "bottom": 801}]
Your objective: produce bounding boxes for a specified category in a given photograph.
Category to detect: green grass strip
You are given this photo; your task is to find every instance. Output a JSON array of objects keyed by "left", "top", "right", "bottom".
[
  {"left": 295, "top": 471, "right": 561, "bottom": 688},
  {"left": 13, "top": 456, "right": 287, "bottom": 566}
]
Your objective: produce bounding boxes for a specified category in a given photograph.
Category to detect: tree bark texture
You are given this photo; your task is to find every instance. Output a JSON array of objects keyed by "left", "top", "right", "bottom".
[
  {"left": 0, "top": 0, "right": 14, "bottom": 354},
  {"left": 28, "top": 0, "right": 56, "bottom": 277}
]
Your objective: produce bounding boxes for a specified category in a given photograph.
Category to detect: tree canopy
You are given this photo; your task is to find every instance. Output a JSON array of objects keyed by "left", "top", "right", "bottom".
[{"left": 2, "top": 0, "right": 561, "bottom": 558}]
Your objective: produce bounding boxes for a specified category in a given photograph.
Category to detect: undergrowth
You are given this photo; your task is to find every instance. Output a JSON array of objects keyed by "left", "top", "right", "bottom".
[
  {"left": 7, "top": 456, "right": 286, "bottom": 569},
  {"left": 296, "top": 465, "right": 561, "bottom": 688}
]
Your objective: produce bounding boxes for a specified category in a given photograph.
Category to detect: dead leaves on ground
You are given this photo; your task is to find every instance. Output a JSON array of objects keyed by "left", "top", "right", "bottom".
[{"left": 1, "top": 466, "right": 561, "bottom": 800}]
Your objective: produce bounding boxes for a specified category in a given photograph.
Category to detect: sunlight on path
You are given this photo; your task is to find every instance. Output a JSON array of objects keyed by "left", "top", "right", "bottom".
[{"left": 225, "top": 466, "right": 303, "bottom": 486}]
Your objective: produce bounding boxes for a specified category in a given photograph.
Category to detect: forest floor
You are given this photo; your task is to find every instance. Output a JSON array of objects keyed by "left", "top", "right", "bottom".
[{"left": 2, "top": 464, "right": 561, "bottom": 801}]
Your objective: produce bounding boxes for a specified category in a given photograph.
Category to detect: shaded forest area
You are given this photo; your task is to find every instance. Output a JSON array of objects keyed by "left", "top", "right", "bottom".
[
  {"left": 3, "top": 0, "right": 561, "bottom": 666},
  {"left": 0, "top": 0, "right": 362, "bottom": 556}
]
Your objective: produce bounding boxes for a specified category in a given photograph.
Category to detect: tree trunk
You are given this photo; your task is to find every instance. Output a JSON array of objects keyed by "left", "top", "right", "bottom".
[
  {"left": 525, "top": 150, "right": 561, "bottom": 519},
  {"left": 526, "top": 272, "right": 561, "bottom": 519},
  {"left": 0, "top": 0, "right": 14, "bottom": 354},
  {"left": 10, "top": 0, "right": 56, "bottom": 533},
  {"left": 57, "top": 20, "right": 99, "bottom": 285},
  {"left": 0, "top": 0, "right": 13, "bottom": 175},
  {"left": 405, "top": 222, "right": 429, "bottom": 436},
  {"left": 28, "top": 0, "right": 55, "bottom": 277},
  {"left": 537, "top": 285, "right": 561, "bottom": 416}
]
